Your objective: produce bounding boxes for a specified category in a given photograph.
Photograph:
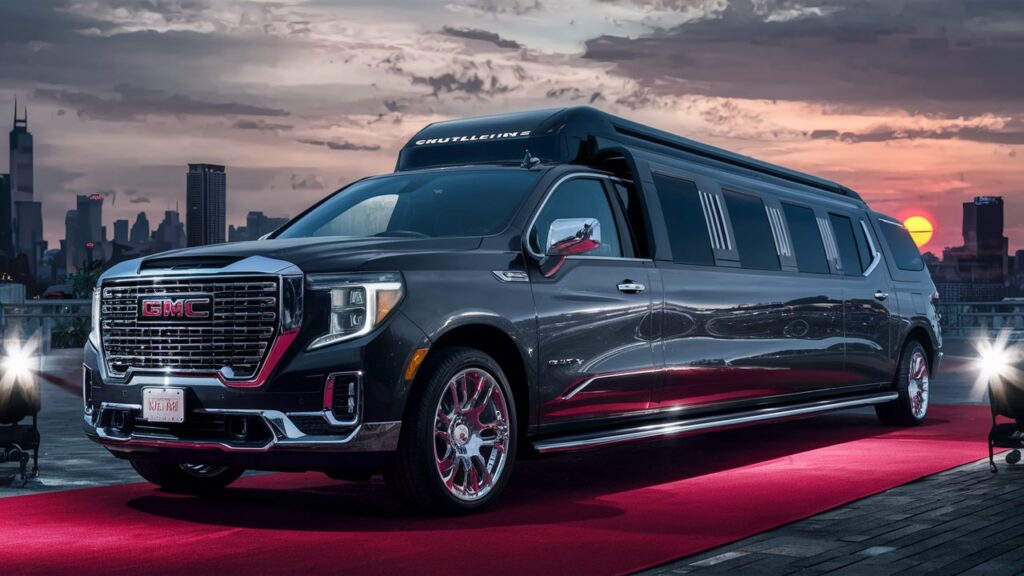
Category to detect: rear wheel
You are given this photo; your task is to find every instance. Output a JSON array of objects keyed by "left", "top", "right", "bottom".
[
  {"left": 130, "top": 460, "right": 244, "bottom": 494},
  {"left": 384, "top": 347, "right": 517, "bottom": 514},
  {"left": 876, "top": 340, "right": 930, "bottom": 426}
]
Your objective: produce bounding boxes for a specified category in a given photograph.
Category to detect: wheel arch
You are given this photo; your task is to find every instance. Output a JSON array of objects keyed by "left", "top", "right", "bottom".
[
  {"left": 902, "top": 324, "right": 936, "bottom": 372},
  {"left": 417, "top": 322, "right": 535, "bottom": 438}
]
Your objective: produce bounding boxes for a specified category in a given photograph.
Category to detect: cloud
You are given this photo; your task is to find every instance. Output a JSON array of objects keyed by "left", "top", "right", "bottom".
[
  {"left": 129, "top": 196, "right": 151, "bottom": 204},
  {"left": 233, "top": 119, "right": 293, "bottom": 131},
  {"left": 449, "top": 0, "right": 544, "bottom": 16},
  {"left": 442, "top": 26, "right": 521, "bottom": 49},
  {"left": 290, "top": 173, "right": 325, "bottom": 190},
  {"left": 34, "top": 84, "right": 288, "bottom": 121},
  {"left": 809, "top": 124, "right": 1024, "bottom": 145},
  {"left": 298, "top": 138, "right": 382, "bottom": 152},
  {"left": 582, "top": 0, "right": 1024, "bottom": 114}
]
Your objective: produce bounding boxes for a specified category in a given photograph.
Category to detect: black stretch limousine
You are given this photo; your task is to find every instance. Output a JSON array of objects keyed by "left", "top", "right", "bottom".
[{"left": 84, "top": 107, "right": 941, "bottom": 513}]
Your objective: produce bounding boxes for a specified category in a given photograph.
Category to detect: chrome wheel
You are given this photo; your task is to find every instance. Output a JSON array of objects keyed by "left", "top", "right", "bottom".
[
  {"left": 180, "top": 463, "right": 229, "bottom": 478},
  {"left": 908, "top": 350, "right": 929, "bottom": 419},
  {"left": 433, "top": 368, "right": 510, "bottom": 502}
]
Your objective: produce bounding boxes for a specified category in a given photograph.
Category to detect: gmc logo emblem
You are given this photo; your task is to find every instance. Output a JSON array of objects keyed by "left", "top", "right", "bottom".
[{"left": 139, "top": 297, "right": 211, "bottom": 320}]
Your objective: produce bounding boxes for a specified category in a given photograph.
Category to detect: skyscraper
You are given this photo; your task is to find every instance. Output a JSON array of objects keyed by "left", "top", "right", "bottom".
[
  {"left": 113, "top": 219, "right": 130, "bottom": 244},
  {"left": 153, "top": 210, "right": 186, "bottom": 253},
  {"left": 9, "top": 100, "right": 41, "bottom": 267},
  {"left": 129, "top": 211, "right": 150, "bottom": 245},
  {"left": 64, "top": 210, "right": 78, "bottom": 273},
  {"left": 186, "top": 163, "right": 226, "bottom": 247},
  {"left": 962, "top": 196, "right": 1007, "bottom": 257},
  {"left": 0, "top": 173, "right": 10, "bottom": 256}
]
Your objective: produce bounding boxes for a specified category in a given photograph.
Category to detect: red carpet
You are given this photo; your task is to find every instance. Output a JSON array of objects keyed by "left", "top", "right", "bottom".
[{"left": 1, "top": 404, "right": 996, "bottom": 575}]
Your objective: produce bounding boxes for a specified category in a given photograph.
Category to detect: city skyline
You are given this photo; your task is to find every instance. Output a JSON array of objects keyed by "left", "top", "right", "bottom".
[{"left": 0, "top": 1, "right": 1022, "bottom": 252}]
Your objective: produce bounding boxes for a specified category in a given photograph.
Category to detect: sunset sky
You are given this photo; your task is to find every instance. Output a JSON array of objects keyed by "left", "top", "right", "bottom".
[{"left": 1, "top": 0, "right": 1022, "bottom": 253}]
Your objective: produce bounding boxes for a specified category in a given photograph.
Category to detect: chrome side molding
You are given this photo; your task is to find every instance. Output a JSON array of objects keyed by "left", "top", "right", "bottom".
[{"left": 532, "top": 392, "right": 898, "bottom": 454}]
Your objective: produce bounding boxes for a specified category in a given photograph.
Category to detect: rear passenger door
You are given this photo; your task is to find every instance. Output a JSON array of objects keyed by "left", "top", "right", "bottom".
[
  {"left": 651, "top": 170, "right": 848, "bottom": 413},
  {"left": 826, "top": 211, "right": 896, "bottom": 386}
]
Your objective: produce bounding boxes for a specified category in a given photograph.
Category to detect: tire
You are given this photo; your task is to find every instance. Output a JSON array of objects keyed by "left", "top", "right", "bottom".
[
  {"left": 130, "top": 460, "right": 244, "bottom": 494},
  {"left": 876, "top": 340, "right": 930, "bottom": 426},
  {"left": 384, "top": 347, "right": 517, "bottom": 514}
]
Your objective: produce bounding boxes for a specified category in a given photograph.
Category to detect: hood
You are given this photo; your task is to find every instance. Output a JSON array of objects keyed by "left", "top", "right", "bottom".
[{"left": 121, "top": 236, "right": 483, "bottom": 275}]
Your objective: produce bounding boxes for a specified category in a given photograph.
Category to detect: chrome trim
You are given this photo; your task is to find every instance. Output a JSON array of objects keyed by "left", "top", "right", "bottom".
[
  {"left": 82, "top": 364, "right": 93, "bottom": 415},
  {"left": 533, "top": 392, "right": 899, "bottom": 453},
  {"left": 290, "top": 370, "right": 363, "bottom": 427},
  {"left": 492, "top": 270, "right": 530, "bottom": 283},
  {"left": 87, "top": 400, "right": 402, "bottom": 452},
  {"left": 816, "top": 216, "right": 842, "bottom": 272},
  {"left": 524, "top": 172, "right": 630, "bottom": 260},
  {"left": 860, "top": 220, "right": 882, "bottom": 277}
]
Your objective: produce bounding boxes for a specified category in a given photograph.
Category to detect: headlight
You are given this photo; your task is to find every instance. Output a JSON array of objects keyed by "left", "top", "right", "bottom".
[
  {"left": 306, "top": 272, "right": 404, "bottom": 350},
  {"left": 89, "top": 287, "right": 101, "bottom": 347}
]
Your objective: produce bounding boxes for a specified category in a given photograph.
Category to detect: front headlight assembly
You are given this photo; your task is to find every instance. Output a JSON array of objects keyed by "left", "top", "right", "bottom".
[
  {"left": 89, "top": 286, "right": 101, "bottom": 347},
  {"left": 306, "top": 272, "right": 404, "bottom": 350}
]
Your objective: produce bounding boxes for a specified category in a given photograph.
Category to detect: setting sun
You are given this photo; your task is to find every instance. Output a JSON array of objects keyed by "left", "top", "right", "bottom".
[{"left": 903, "top": 215, "right": 934, "bottom": 248}]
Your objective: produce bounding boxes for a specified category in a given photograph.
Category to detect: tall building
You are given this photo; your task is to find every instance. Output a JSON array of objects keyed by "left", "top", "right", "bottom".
[
  {"left": 0, "top": 173, "right": 9, "bottom": 256},
  {"left": 113, "top": 219, "right": 130, "bottom": 244},
  {"left": 930, "top": 196, "right": 1013, "bottom": 301},
  {"left": 67, "top": 193, "right": 104, "bottom": 269},
  {"left": 152, "top": 210, "right": 186, "bottom": 253},
  {"left": 186, "top": 163, "right": 226, "bottom": 247},
  {"left": 64, "top": 210, "right": 78, "bottom": 273},
  {"left": 129, "top": 211, "right": 150, "bottom": 246},
  {"left": 9, "top": 100, "right": 41, "bottom": 266},
  {"left": 228, "top": 211, "right": 289, "bottom": 242},
  {"left": 962, "top": 196, "right": 1007, "bottom": 258}
]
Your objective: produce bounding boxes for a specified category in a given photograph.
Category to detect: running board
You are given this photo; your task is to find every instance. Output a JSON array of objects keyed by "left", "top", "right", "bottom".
[{"left": 532, "top": 392, "right": 898, "bottom": 454}]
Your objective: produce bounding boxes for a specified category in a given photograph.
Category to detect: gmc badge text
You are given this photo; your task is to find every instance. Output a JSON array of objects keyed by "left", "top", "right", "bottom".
[{"left": 84, "top": 107, "right": 941, "bottom": 513}]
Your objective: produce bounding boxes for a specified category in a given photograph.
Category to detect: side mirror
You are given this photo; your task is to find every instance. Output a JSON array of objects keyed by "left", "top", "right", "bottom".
[{"left": 545, "top": 218, "right": 602, "bottom": 257}]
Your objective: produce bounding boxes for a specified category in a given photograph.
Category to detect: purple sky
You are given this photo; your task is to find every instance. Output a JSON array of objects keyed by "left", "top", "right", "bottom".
[{"left": 2, "top": 0, "right": 1023, "bottom": 252}]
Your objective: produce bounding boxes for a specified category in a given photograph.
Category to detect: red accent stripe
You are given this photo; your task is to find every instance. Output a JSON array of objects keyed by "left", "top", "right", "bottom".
[{"left": 217, "top": 329, "right": 299, "bottom": 389}]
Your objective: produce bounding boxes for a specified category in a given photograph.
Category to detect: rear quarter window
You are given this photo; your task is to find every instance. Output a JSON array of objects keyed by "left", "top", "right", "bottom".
[{"left": 878, "top": 220, "right": 924, "bottom": 271}]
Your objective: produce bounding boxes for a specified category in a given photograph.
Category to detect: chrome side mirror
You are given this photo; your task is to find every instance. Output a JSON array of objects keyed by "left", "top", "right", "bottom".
[{"left": 545, "top": 218, "right": 602, "bottom": 257}]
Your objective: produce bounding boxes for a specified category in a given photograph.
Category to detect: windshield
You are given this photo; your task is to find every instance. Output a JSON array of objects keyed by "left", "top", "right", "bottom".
[{"left": 275, "top": 168, "right": 541, "bottom": 240}]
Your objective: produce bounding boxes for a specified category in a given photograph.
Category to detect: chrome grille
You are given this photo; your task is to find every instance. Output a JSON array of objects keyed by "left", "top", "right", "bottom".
[{"left": 100, "top": 276, "right": 280, "bottom": 379}]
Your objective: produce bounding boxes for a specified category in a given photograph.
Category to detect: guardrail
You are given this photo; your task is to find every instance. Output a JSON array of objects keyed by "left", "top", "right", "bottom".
[
  {"left": 936, "top": 301, "right": 1024, "bottom": 340},
  {"left": 1, "top": 300, "right": 92, "bottom": 354}
]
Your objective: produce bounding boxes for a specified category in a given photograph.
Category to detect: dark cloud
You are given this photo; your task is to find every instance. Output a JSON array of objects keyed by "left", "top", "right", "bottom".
[
  {"left": 290, "top": 173, "right": 325, "bottom": 190},
  {"left": 33, "top": 84, "right": 288, "bottom": 121},
  {"left": 298, "top": 138, "right": 381, "bottom": 152},
  {"left": 442, "top": 26, "right": 521, "bottom": 49},
  {"left": 412, "top": 71, "right": 512, "bottom": 97},
  {"left": 459, "top": 0, "right": 543, "bottom": 15},
  {"left": 809, "top": 124, "right": 1024, "bottom": 145},
  {"left": 582, "top": 0, "right": 1024, "bottom": 114},
  {"left": 233, "top": 119, "right": 293, "bottom": 131},
  {"left": 129, "top": 196, "right": 151, "bottom": 204}
]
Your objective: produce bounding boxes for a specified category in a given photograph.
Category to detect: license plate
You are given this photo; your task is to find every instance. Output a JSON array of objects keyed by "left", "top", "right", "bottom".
[{"left": 142, "top": 388, "right": 185, "bottom": 423}]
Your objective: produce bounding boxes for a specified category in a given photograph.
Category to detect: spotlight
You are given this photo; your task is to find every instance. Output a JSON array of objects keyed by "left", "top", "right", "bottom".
[{"left": 978, "top": 346, "right": 1011, "bottom": 381}]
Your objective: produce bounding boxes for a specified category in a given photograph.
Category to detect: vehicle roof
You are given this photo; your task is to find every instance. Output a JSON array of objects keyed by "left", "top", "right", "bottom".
[{"left": 398, "top": 106, "right": 863, "bottom": 203}]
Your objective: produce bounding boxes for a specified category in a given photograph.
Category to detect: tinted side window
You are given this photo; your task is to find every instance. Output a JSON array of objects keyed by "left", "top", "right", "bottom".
[
  {"left": 723, "top": 190, "right": 780, "bottom": 271},
  {"left": 852, "top": 220, "right": 874, "bottom": 271},
  {"left": 879, "top": 220, "right": 925, "bottom": 271},
  {"left": 653, "top": 174, "right": 715, "bottom": 266},
  {"left": 782, "top": 203, "right": 829, "bottom": 274},
  {"left": 829, "top": 214, "right": 864, "bottom": 276},
  {"left": 530, "top": 178, "right": 622, "bottom": 258},
  {"left": 613, "top": 182, "right": 650, "bottom": 258}
]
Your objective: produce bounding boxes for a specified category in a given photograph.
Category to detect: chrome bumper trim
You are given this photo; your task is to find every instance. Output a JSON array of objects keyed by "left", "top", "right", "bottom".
[{"left": 86, "top": 403, "right": 400, "bottom": 453}]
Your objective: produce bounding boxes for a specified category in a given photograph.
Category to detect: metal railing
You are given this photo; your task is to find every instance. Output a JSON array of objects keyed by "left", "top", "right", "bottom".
[
  {"left": 936, "top": 300, "right": 1024, "bottom": 340},
  {"left": 0, "top": 300, "right": 92, "bottom": 354}
]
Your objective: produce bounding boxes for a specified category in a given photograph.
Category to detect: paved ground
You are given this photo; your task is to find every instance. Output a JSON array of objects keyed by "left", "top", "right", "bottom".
[
  {"left": 641, "top": 459, "right": 1024, "bottom": 576},
  {"left": 2, "top": 342, "right": 1022, "bottom": 575}
]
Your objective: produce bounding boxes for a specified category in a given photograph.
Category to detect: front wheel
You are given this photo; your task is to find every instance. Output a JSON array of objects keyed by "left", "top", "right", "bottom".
[
  {"left": 876, "top": 340, "right": 930, "bottom": 426},
  {"left": 130, "top": 461, "right": 245, "bottom": 494},
  {"left": 384, "top": 347, "right": 517, "bottom": 514}
]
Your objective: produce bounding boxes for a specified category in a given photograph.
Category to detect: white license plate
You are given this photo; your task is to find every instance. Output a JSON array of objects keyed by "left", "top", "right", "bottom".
[{"left": 142, "top": 388, "right": 185, "bottom": 423}]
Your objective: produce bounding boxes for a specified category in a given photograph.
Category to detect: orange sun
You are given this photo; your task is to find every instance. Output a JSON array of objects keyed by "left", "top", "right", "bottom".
[{"left": 903, "top": 215, "right": 934, "bottom": 248}]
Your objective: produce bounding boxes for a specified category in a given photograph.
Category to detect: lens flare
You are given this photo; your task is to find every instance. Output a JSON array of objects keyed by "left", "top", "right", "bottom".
[
  {"left": 971, "top": 329, "right": 1023, "bottom": 401},
  {"left": 0, "top": 334, "right": 41, "bottom": 417}
]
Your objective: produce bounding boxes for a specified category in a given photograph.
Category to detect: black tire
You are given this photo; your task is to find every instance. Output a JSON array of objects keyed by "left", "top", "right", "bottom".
[
  {"left": 383, "top": 347, "right": 518, "bottom": 515},
  {"left": 130, "top": 460, "right": 244, "bottom": 494},
  {"left": 876, "top": 340, "right": 930, "bottom": 426}
]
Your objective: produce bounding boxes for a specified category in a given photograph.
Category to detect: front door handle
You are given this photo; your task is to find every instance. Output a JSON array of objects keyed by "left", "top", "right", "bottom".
[
  {"left": 874, "top": 290, "right": 889, "bottom": 301},
  {"left": 617, "top": 281, "right": 646, "bottom": 294}
]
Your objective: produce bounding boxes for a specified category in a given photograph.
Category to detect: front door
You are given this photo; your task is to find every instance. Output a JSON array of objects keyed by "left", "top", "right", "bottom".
[{"left": 527, "top": 176, "right": 657, "bottom": 427}]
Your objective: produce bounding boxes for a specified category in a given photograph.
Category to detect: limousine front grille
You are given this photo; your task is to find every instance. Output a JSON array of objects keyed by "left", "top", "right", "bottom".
[{"left": 100, "top": 276, "right": 280, "bottom": 379}]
